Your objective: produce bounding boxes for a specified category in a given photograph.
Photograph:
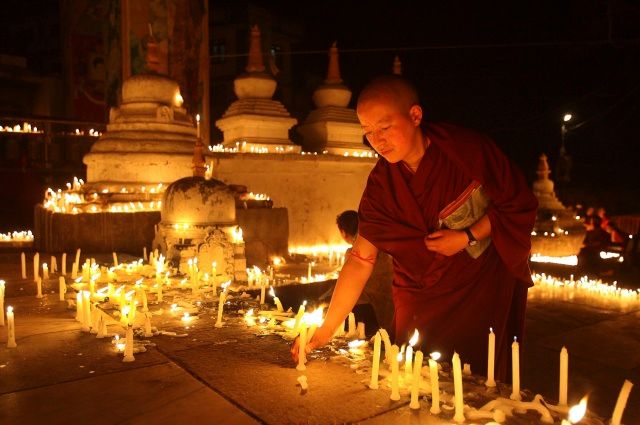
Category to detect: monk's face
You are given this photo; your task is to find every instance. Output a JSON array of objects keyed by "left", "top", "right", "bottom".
[{"left": 357, "top": 97, "right": 423, "bottom": 164}]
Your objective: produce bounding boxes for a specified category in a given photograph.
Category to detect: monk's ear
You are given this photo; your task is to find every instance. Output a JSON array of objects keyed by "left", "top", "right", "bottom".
[{"left": 409, "top": 105, "right": 422, "bottom": 127}]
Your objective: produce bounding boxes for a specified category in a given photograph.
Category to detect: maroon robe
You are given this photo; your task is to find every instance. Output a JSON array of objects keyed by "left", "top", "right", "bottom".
[{"left": 358, "top": 122, "right": 538, "bottom": 381}]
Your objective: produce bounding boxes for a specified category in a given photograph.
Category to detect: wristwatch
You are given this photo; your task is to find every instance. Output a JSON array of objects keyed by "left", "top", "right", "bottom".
[{"left": 463, "top": 227, "right": 478, "bottom": 247}]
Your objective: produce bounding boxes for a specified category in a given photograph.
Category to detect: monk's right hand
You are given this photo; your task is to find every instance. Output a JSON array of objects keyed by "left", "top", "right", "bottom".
[{"left": 290, "top": 326, "right": 332, "bottom": 364}]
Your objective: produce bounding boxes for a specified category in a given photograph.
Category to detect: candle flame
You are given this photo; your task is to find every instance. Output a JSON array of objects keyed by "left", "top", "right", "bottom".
[
  {"left": 430, "top": 351, "right": 441, "bottom": 361},
  {"left": 303, "top": 300, "right": 307, "bottom": 306},
  {"left": 269, "top": 286, "right": 275, "bottom": 298},
  {"left": 302, "top": 307, "right": 325, "bottom": 326},
  {"left": 490, "top": 327, "right": 493, "bottom": 333},
  {"left": 348, "top": 339, "right": 366, "bottom": 348},
  {"left": 408, "top": 329, "right": 419, "bottom": 346},
  {"left": 245, "top": 308, "right": 254, "bottom": 317},
  {"left": 231, "top": 226, "right": 243, "bottom": 243},
  {"left": 568, "top": 396, "right": 588, "bottom": 423},
  {"left": 7, "top": 306, "right": 13, "bottom": 314},
  {"left": 135, "top": 278, "right": 143, "bottom": 285},
  {"left": 196, "top": 113, "right": 200, "bottom": 122},
  {"left": 396, "top": 351, "right": 403, "bottom": 362},
  {"left": 221, "top": 280, "right": 231, "bottom": 291}
]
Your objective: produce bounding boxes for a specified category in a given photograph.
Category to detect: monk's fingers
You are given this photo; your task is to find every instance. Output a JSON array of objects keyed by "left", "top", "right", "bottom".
[{"left": 426, "top": 231, "right": 443, "bottom": 239}]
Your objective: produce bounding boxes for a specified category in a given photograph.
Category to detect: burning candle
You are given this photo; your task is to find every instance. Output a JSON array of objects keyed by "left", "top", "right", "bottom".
[
  {"left": 0, "top": 280, "right": 5, "bottom": 327},
  {"left": 486, "top": 327, "right": 496, "bottom": 387},
  {"left": 123, "top": 324, "right": 135, "bottom": 362},
  {"left": 452, "top": 352, "right": 465, "bottom": 422},
  {"left": 33, "top": 252, "right": 40, "bottom": 281},
  {"left": 559, "top": 346, "right": 568, "bottom": 406},
  {"left": 610, "top": 380, "right": 633, "bottom": 425},
  {"left": 196, "top": 114, "right": 201, "bottom": 138},
  {"left": 429, "top": 352, "right": 441, "bottom": 414},
  {"left": 42, "top": 263, "right": 49, "bottom": 280},
  {"left": 36, "top": 277, "right": 43, "bottom": 298},
  {"left": 21, "top": 252, "right": 26, "bottom": 279},
  {"left": 61, "top": 253, "right": 66, "bottom": 275},
  {"left": 369, "top": 331, "right": 382, "bottom": 389},
  {"left": 410, "top": 350, "right": 424, "bottom": 409},
  {"left": 297, "top": 324, "right": 307, "bottom": 371},
  {"left": 379, "top": 328, "right": 392, "bottom": 364},
  {"left": 293, "top": 300, "right": 307, "bottom": 334},
  {"left": 215, "top": 281, "right": 231, "bottom": 328},
  {"left": 59, "top": 277, "right": 66, "bottom": 301},
  {"left": 510, "top": 337, "right": 521, "bottom": 401},
  {"left": 6, "top": 306, "right": 16, "bottom": 348},
  {"left": 270, "top": 286, "right": 283, "bottom": 312},
  {"left": 390, "top": 344, "right": 400, "bottom": 401},
  {"left": 561, "top": 396, "right": 587, "bottom": 425},
  {"left": 405, "top": 329, "right": 419, "bottom": 379}
]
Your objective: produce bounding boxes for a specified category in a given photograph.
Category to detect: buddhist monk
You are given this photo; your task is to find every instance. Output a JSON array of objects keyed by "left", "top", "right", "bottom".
[{"left": 292, "top": 75, "right": 537, "bottom": 380}]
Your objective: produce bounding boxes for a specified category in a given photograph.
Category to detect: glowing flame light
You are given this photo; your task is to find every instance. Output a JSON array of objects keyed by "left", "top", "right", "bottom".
[
  {"left": 408, "top": 329, "right": 419, "bottom": 347},
  {"left": 430, "top": 351, "right": 441, "bottom": 361},
  {"left": 568, "top": 396, "right": 588, "bottom": 423},
  {"left": 231, "top": 226, "right": 243, "bottom": 244}
]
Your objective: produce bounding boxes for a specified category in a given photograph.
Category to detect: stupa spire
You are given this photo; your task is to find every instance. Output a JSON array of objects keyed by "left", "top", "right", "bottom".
[
  {"left": 536, "top": 153, "right": 551, "bottom": 181},
  {"left": 392, "top": 55, "right": 402, "bottom": 75},
  {"left": 325, "top": 41, "right": 343, "bottom": 84},
  {"left": 145, "top": 23, "right": 161, "bottom": 73},
  {"left": 246, "top": 25, "right": 266, "bottom": 73}
]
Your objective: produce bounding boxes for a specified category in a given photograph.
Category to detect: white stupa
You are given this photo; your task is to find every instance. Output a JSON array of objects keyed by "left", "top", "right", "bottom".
[
  {"left": 297, "top": 42, "right": 367, "bottom": 155},
  {"left": 215, "top": 25, "right": 298, "bottom": 154}
]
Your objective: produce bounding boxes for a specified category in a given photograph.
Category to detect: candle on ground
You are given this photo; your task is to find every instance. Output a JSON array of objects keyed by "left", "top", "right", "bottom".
[
  {"left": 357, "top": 322, "right": 366, "bottom": 340},
  {"left": 123, "top": 325, "right": 135, "bottom": 362},
  {"left": 214, "top": 282, "right": 230, "bottom": 328},
  {"left": 292, "top": 300, "right": 307, "bottom": 334},
  {"left": 33, "top": 252, "right": 40, "bottom": 281},
  {"left": 347, "top": 312, "right": 356, "bottom": 337},
  {"left": 21, "top": 252, "right": 26, "bottom": 279},
  {"left": 51, "top": 255, "right": 57, "bottom": 274},
  {"left": 143, "top": 312, "right": 153, "bottom": 337},
  {"left": 610, "top": 380, "right": 633, "bottom": 425},
  {"left": 379, "top": 328, "right": 392, "bottom": 364},
  {"left": 510, "top": 337, "right": 521, "bottom": 401},
  {"left": 143, "top": 246, "right": 148, "bottom": 261},
  {"left": 61, "top": 253, "right": 67, "bottom": 275},
  {"left": 486, "top": 327, "right": 496, "bottom": 387},
  {"left": 429, "top": 352, "right": 441, "bottom": 414},
  {"left": 74, "top": 249, "right": 81, "bottom": 276},
  {"left": 369, "top": 331, "right": 382, "bottom": 389},
  {"left": 71, "top": 262, "right": 78, "bottom": 280},
  {"left": 211, "top": 261, "right": 217, "bottom": 289},
  {"left": 452, "top": 352, "right": 465, "bottom": 422},
  {"left": 0, "top": 280, "right": 5, "bottom": 327},
  {"left": 559, "top": 346, "right": 569, "bottom": 406},
  {"left": 260, "top": 280, "right": 266, "bottom": 305},
  {"left": 42, "top": 263, "right": 49, "bottom": 280},
  {"left": 141, "top": 288, "right": 148, "bottom": 312},
  {"left": 297, "top": 324, "right": 307, "bottom": 371},
  {"left": 82, "top": 291, "right": 91, "bottom": 332},
  {"left": 405, "top": 329, "right": 419, "bottom": 380},
  {"left": 6, "top": 306, "right": 17, "bottom": 348},
  {"left": 112, "top": 252, "right": 118, "bottom": 267},
  {"left": 36, "top": 277, "right": 43, "bottom": 298},
  {"left": 410, "top": 350, "right": 424, "bottom": 409},
  {"left": 270, "top": 286, "right": 283, "bottom": 312},
  {"left": 59, "top": 277, "right": 66, "bottom": 301},
  {"left": 75, "top": 291, "right": 83, "bottom": 323},
  {"left": 390, "top": 344, "right": 401, "bottom": 401}
]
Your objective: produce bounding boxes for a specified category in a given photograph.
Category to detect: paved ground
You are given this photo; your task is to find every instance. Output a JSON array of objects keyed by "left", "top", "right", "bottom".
[{"left": 0, "top": 252, "right": 638, "bottom": 424}]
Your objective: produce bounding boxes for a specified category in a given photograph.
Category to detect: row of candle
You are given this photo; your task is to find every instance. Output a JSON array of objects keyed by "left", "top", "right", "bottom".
[{"left": 0, "top": 231, "right": 34, "bottom": 242}]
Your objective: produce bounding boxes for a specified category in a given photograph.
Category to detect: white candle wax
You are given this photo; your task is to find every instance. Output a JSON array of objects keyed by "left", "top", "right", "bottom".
[
  {"left": 274, "top": 295, "right": 284, "bottom": 312},
  {"left": 59, "top": 276, "right": 66, "bottom": 301},
  {"left": 292, "top": 302, "right": 306, "bottom": 334},
  {"left": 390, "top": 344, "right": 400, "bottom": 401},
  {"left": 61, "top": 253, "right": 66, "bottom": 275},
  {"left": 429, "top": 356, "right": 441, "bottom": 414},
  {"left": 156, "top": 281, "right": 163, "bottom": 303},
  {"left": 33, "top": 252, "right": 40, "bottom": 281},
  {"left": 143, "top": 246, "right": 148, "bottom": 261},
  {"left": 71, "top": 262, "right": 78, "bottom": 280},
  {"left": 347, "top": 312, "right": 356, "bottom": 337},
  {"left": 75, "top": 291, "right": 83, "bottom": 323},
  {"left": 379, "top": 329, "right": 392, "bottom": 364},
  {"left": 82, "top": 291, "right": 91, "bottom": 332},
  {"left": 610, "top": 380, "right": 633, "bottom": 425},
  {"left": 410, "top": 350, "right": 423, "bottom": 409},
  {"left": 297, "top": 324, "right": 307, "bottom": 371},
  {"left": 74, "top": 249, "right": 81, "bottom": 275},
  {"left": 112, "top": 252, "right": 118, "bottom": 267},
  {"left": 21, "top": 252, "right": 26, "bottom": 279},
  {"left": 559, "top": 346, "right": 568, "bottom": 406},
  {"left": 51, "top": 255, "right": 57, "bottom": 274},
  {"left": 0, "top": 280, "right": 5, "bottom": 327},
  {"left": 6, "top": 306, "right": 17, "bottom": 348},
  {"left": 123, "top": 325, "right": 135, "bottom": 362},
  {"left": 510, "top": 338, "right": 521, "bottom": 401},
  {"left": 260, "top": 282, "right": 266, "bottom": 305},
  {"left": 36, "top": 277, "right": 43, "bottom": 298},
  {"left": 357, "top": 322, "right": 366, "bottom": 340},
  {"left": 369, "top": 331, "right": 382, "bottom": 389},
  {"left": 215, "top": 291, "right": 226, "bottom": 328},
  {"left": 486, "top": 327, "right": 496, "bottom": 387},
  {"left": 405, "top": 345, "right": 414, "bottom": 379},
  {"left": 452, "top": 352, "right": 465, "bottom": 422},
  {"left": 141, "top": 288, "right": 148, "bottom": 312},
  {"left": 42, "top": 263, "right": 49, "bottom": 280}
]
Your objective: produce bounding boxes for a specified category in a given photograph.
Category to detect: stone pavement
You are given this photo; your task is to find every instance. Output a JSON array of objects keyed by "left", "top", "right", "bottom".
[{"left": 0, "top": 252, "right": 638, "bottom": 424}]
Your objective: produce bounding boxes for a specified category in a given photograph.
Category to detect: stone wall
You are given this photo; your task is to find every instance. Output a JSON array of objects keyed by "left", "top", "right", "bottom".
[{"left": 209, "top": 153, "right": 376, "bottom": 248}]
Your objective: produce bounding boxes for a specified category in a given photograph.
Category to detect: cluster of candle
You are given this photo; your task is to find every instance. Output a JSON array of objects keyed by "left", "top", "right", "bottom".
[
  {"left": 530, "top": 254, "right": 579, "bottom": 266},
  {"left": 0, "top": 122, "right": 42, "bottom": 133},
  {"left": 288, "top": 244, "right": 349, "bottom": 266},
  {"left": 0, "top": 230, "right": 34, "bottom": 242},
  {"left": 342, "top": 151, "right": 378, "bottom": 158},
  {"left": 67, "top": 128, "right": 101, "bottom": 137},
  {"left": 238, "top": 192, "right": 271, "bottom": 201},
  {"left": 530, "top": 273, "right": 639, "bottom": 305}
]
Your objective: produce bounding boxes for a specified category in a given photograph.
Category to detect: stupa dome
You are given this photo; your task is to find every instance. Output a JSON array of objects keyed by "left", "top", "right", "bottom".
[
  {"left": 122, "top": 74, "right": 183, "bottom": 107},
  {"left": 161, "top": 177, "right": 236, "bottom": 226}
]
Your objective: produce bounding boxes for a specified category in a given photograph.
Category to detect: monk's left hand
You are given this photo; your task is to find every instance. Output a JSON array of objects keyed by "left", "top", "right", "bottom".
[{"left": 424, "top": 229, "right": 468, "bottom": 256}]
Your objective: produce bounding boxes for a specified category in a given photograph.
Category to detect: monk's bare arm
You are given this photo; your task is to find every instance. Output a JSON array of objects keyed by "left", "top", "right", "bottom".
[
  {"left": 291, "top": 235, "right": 378, "bottom": 362},
  {"left": 425, "top": 214, "right": 492, "bottom": 256}
]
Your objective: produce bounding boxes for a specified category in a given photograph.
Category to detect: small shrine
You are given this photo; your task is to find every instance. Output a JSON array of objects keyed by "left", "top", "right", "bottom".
[
  {"left": 530, "top": 153, "right": 585, "bottom": 261},
  {"left": 297, "top": 42, "right": 367, "bottom": 155},
  {"left": 215, "top": 25, "right": 298, "bottom": 153}
]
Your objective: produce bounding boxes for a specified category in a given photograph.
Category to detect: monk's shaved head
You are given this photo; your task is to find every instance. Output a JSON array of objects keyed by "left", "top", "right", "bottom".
[{"left": 357, "top": 75, "right": 420, "bottom": 113}]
